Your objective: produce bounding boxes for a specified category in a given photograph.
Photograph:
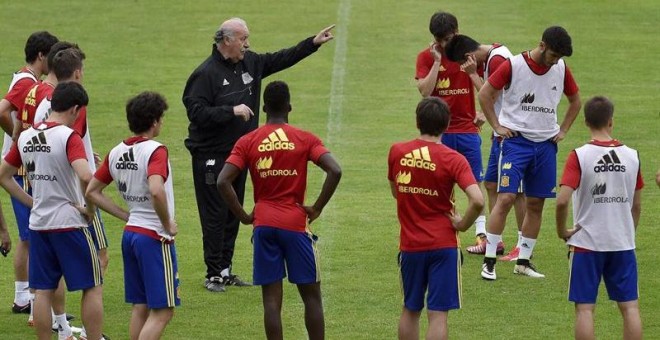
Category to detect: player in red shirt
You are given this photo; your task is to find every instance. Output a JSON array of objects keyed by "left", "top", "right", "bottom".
[
  {"left": 218, "top": 81, "right": 341, "bottom": 340},
  {"left": 415, "top": 12, "right": 489, "bottom": 252},
  {"left": 556, "top": 96, "right": 643, "bottom": 340},
  {"left": 0, "top": 31, "right": 58, "bottom": 316},
  {"left": 389, "top": 97, "right": 483, "bottom": 340},
  {"left": 445, "top": 35, "right": 526, "bottom": 260}
]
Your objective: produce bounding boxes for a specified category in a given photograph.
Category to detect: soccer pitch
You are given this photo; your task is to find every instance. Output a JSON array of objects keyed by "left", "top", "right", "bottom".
[{"left": 0, "top": 0, "right": 658, "bottom": 338}]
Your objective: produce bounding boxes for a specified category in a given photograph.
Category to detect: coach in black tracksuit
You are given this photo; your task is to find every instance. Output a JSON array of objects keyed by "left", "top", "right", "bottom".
[{"left": 182, "top": 17, "right": 335, "bottom": 292}]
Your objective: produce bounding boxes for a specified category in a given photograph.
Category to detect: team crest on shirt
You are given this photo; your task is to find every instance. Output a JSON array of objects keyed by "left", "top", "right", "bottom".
[
  {"left": 242, "top": 72, "right": 253, "bottom": 84},
  {"left": 500, "top": 176, "right": 510, "bottom": 188}
]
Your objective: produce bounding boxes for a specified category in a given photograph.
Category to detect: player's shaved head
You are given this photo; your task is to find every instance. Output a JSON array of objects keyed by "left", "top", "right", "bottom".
[
  {"left": 416, "top": 97, "right": 450, "bottom": 137},
  {"left": 263, "top": 81, "right": 291, "bottom": 117}
]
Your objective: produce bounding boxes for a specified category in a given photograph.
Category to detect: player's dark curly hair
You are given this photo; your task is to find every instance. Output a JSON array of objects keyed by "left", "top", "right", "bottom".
[
  {"left": 24, "top": 31, "right": 59, "bottom": 63},
  {"left": 542, "top": 26, "right": 573, "bottom": 57},
  {"left": 416, "top": 97, "right": 450, "bottom": 136},
  {"left": 263, "top": 80, "right": 291, "bottom": 116},
  {"left": 51, "top": 82, "right": 89, "bottom": 112},
  {"left": 429, "top": 11, "right": 458, "bottom": 41},
  {"left": 126, "top": 92, "right": 168, "bottom": 134},
  {"left": 445, "top": 34, "right": 480, "bottom": 63},
  {"left": 584, "top": 96, "right": 613, "bottom": 129}
]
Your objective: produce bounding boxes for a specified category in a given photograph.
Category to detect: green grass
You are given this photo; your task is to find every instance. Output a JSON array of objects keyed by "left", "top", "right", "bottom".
[{"left": 0, "top": 0, "right": 658, "bottom": 339}]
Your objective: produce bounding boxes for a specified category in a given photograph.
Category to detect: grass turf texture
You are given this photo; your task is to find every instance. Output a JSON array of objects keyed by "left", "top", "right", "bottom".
[{"left": 0, "top": 0, "right": 658, "bottom": 338}]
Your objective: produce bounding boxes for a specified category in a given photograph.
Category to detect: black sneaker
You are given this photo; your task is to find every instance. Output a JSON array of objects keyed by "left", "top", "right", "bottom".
[
  {"left": 12, "top": 302, "right": 30, "bottom": 314},
  {"left": 222, "top": 274, "right": 252, "bottom": 287},
  {"left": 204, "top": 276, "right": 226, "bottom": 292}
]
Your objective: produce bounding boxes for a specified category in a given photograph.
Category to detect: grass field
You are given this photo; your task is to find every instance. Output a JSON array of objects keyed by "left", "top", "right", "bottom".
[{"left": 0, "top": 0, "right": 659, "bottom": 339}]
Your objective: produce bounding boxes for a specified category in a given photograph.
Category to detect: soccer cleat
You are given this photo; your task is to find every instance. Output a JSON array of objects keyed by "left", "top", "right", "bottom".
[
  {"left": 513, "top": 259, "right": 545, "bottom": 278},
  {"left": 223, "top": 274, "right": 252, "bottom": 287},
  {"left": 466, "top": 236, "right": 505, "bottom": 255},
  {"left": 499, "top": 247, "right": 520, "bottom": 261},
  {"left": 204, "top": 276, "right": 226, "bottom": 292},
  {"left": 12, "top": 302, "right": 30, "bottom": 314},
  {"left": 79, "top": 333, "right": 110, "bottom": 340},
  {"left": 27, "top": 315, "right": 34, "bottom": 327},
  {"left": 481, "top": 258, "right": 497, "bottom": 280}
]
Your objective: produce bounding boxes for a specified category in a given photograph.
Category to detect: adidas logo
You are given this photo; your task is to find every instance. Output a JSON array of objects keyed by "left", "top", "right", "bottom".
[
  {"left": 520, "top": 93, "right": 535, "bottom": 104},
  {"left": 396, "top": 171, "right": 411, "bottom": 184},
  {"left": 521, "top": 242, "right": 530, "bottom": 248},
  {"left": 502, "top": 162, "right": 512, "bottom": 170},
  {"left": 551, "top": 86, "right": 557, "bottom": 91},
  {"left": 256, "top": 157, "right": 273, "bottom": 170},
  {"left": 25, "top": 161, "right": 36, "bottom": 172},
  {"left": 222, "top": 79, "right": 229, "bottom": 86},
  {"left": 117, "top": 180, "right": 128, "bottom": 193},
  {"left": 22, "top": 132, "right": 51, "bottom": 153},
  {"left": 115, "top": 148, "right": 139, "bottom": 170},
  {"left": 399, "top": 146, "right": 436, "bottom": 171},
  {"left": 591, "top": 182, "right": 606, "bottom": 196},
  {"left": 258, "top": 128, "right": 295, "bottom": 152},
  {"left": 594, "top": 150, "right": 626, "bottom": 173},
  {"left": 436, "top": 78, "right": 450, "bottom": 89}
]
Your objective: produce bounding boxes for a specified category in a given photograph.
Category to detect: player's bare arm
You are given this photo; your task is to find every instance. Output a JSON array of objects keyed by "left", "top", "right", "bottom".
[
  {"left": 0, "top": 99, "right": 14, "bottom": 135},
  {"left": 631, "top": 189, "right": 642, "bottom": 230},
  {"left": 389, "top": 181, "right": 397, "bottom": 199},
  {"left": 0, "top": 206, "right": 11, "bottom": 255},
  {"left": 554, "top": 92, "right": 582, "bottom": 143},
  {"left": 301, "top": 153, "right": 342, "bottom": 224},
  {"left": 85, "top": 178, "right": 129, "bottom": 222},
  {"left": 478, "top": 82, "right": 515, "bottom": 137},
  {"left": 148, "top": 174, "right": 178, "bottom": 236},
  {"left": 72, "top": 159, "right": 96, "bottom": 220},
  {"left": 0, "top": 161, "right": 32, "bottom": 207},
  {"left": 416, "top": 43, "right": 442, "bottom": 97},
  {"left": 217, "top": 163, "right": 254, "bottom": 225},
  {"left": 555, "top": 185, "right": 581, "bottom": 240},
  {"left": 448, "top": 183, "right": 484, "bottom": 231}
]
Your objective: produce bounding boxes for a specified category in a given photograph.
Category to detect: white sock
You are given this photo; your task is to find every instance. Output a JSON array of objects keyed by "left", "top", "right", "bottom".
[
  {"left": 516, "top": 231, "right": 523, "bottom": 248},
  {"left": 55, "top": 313, "right": 71, "bottom": 335},
  {"left": 29, "top": 299, "right": 34, "bottom": 319},
  {"left": 519, "top": 237, "right": 536, "bottom": 260},
  {"left": 14, "top": 281, "right": 29, "bottom": 305},
  {"left": 81, "top": 326, "right": 87, "bottom": 337},
  {"left": 474, "top": 215, "right": 487, "bottom": 236},
  {"left": 220, "top": 268, "right": 230, "bottom": 277},
  {"left": 485, "top": 233, "right": 502, "bottom": 258}
]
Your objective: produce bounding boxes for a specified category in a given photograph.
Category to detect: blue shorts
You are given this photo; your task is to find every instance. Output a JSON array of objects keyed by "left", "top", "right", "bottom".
[
  {"left": 122, "top": 230, "right": 180, "bottom": 309},
  {"left": 253, "top": 226, "right": 319, "bottom": 286},
  {"left": 89, "top": 208, "right": 108, "bottom": 250},
  {"left": 568, "top": 249, "right": 638, "bottom": 304},
  {"left": 10, "top": 175, "right": 31, "bottom": 241},
  {"left": 441, "top": 133, "right": 483, "bottom": 182},
  {"left": 399, "top": 248, "right": 461, "bottom": 312},
  {"left": 498, "top": 136, "right": 556, "bottom": 198},
  {"left": 29, "top": 227, "right": 102, "bottom": 291},
  {"left": 484, "top": 136, "right": 502, "bottom": 183}
]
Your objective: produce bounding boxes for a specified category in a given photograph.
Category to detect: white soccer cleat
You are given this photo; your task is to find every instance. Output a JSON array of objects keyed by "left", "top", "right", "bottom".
[
  {"left": 513, "top": 262, "right": 545, "bottom": 278},
  {"left": 481, "top": 260, "right": 497, "bottom": 280}
]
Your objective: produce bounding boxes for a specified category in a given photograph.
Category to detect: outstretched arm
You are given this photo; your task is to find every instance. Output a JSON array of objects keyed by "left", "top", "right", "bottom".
[
  {"left": 302, "top": 153, "right": 342, "bottom": 224},
  {"left": 217, "top": 163, "right": 253, "bottom": 224}
]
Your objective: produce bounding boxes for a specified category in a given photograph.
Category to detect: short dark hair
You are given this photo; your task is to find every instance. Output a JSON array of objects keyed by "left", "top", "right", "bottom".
[
  {"left": 263, "top": 81, "right": 290, "bottom": 116},
  {"left": 584, "top": 96, "right": 613, "bottom": 129},
  {"left": 48, "top": 42, "right": 85, "bottom": 75},
  {"left": 416, "top": 97, "right": 450, "bottom": 136},
  {"left": 52, "top": 47, "right": 85, "bottom": 81},
  {"left": 126, "top": 92, "right": 168, "bottom": 134},
  {"left": 542, "top": 26, "right": 573, "bottom": 57},
  {"left": 429, "top": 11, "right": 458, "bottom": 40},
  {"left": 51, "top": 82, "right": 88, "bottom": 112},
  {"left": 24, "top": 31, "right": 59, "bottom": 63},
  {"left": 445, "top": 35, "right": 480, "bottom": 63}
]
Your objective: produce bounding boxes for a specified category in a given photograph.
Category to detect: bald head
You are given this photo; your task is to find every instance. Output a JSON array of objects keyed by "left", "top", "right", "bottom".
[{"left": 214, "top": 18, "right": 249, "bottom": 43}]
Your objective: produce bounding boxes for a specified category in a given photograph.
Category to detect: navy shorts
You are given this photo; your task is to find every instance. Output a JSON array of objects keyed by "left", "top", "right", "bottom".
[
  {"left": 253, "top": 226, "right": 320, "bottom": 286},
  {"left": 10, "top": 175, "right": 30, "bottom": 241},
  {"left": 29, "top": 227, "right": 102, "bottom": 291},
  {"left": 498, "top": 135, "right": 556, "bottom": 198},
  {"left": 399, "top": 248, "right": 461, "bottom": 312},
  {"left": 122, "top": 230, "right": 180, "bottom": 309},
  {"left": 441, "top": 133, "right": 483, "bottom": 182},
  {"left": 568, "top": 249, "right": 638, "bottom": 303},
  {"left": 89, "top": 208, "right": 108, "bottom": 250}
]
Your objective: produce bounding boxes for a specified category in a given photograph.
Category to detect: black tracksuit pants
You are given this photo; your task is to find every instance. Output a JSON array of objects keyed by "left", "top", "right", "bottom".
[{"left": 192, "top": 153, "right": 248, "bottom": 279}]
